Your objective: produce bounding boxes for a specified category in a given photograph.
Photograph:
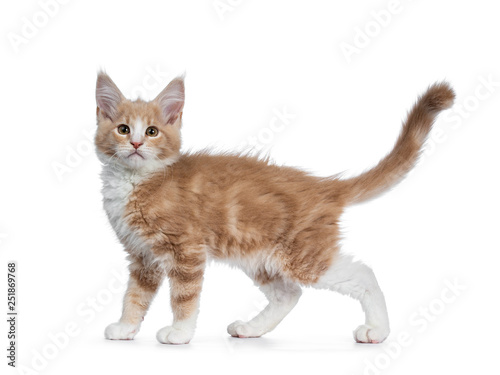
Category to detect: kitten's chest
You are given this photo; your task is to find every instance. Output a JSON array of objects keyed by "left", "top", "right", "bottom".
[{"left": 101, "top": 168, "right": 149, "bottom": 253}]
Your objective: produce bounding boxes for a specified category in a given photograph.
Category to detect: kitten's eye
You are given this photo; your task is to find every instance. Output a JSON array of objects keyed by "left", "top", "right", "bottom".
[
  {"left": 117, "top": 125, "right": 130, "bottom": 135},
  {"left": 146, "top": 127, "right": 159, "bottom": 137}
]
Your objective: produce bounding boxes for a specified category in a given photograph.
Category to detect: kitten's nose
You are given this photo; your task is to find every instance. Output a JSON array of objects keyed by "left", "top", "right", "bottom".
[{"left": 131, "top": 142, "right": 143, "bottom": 149}]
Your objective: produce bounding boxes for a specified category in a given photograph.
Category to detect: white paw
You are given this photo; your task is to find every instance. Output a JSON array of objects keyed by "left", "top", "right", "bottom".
[
  {"left": 227, "top": 320, "right": 264, "bottom": 338},
  {"left": 156, "top": 325, "right": 193, "bottom": 345},
  {"left": 105, "top": 322, "right": 140, "bottom": 340},
  {"left": 354, "top": 324, "right": 389, "bottom": 344}
]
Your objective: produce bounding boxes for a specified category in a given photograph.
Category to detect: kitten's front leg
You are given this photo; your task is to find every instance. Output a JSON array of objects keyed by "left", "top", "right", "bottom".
[
  {"left": 157, "top": 250, "right": 206, "bottom": 345},
  {"left": 105, "top": 259, "right": 165, "bottom": 340}
]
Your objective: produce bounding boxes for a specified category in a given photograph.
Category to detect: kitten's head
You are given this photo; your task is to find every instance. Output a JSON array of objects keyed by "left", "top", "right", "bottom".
[{"left": 95, "top": 72, "right": 184, "bottom": 171}]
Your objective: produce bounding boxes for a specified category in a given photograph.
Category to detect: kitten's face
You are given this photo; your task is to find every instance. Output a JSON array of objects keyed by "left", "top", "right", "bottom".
[{"left": 95, "top": 72, "right": 184, "bottom": 171}]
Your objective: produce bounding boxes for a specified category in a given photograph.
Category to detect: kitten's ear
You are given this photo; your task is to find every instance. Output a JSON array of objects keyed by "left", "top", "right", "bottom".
[
  {"left": 154, "top": 76, "right": 185, "bottom": 125},
  {"left": 96, "top": 72, "right": 124, "bottom": 121}
]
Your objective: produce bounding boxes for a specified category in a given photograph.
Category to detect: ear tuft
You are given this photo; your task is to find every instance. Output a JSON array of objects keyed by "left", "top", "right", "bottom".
[
  {"left": 96, "top": 71, "right": 124, "bottom": 120},
  {"left": 154, "top": 76, "right": 185, "bottom": 125}
]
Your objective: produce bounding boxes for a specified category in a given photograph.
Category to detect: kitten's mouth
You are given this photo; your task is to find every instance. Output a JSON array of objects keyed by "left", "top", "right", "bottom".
[{"left": 128, "top": 151, "right": 145, "bottom": 159}]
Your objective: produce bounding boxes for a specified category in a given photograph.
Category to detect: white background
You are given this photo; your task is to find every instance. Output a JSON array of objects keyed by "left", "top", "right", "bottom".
[{"left": 1, "top": 0, "right": 499, "bottom": 374}]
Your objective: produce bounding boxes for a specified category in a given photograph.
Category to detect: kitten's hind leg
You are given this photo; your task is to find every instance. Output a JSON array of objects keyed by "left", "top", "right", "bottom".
[
  {"left": 314, "top": 254, "right": 390, "bottom": 343},
  {"left": 227, "top": 278, "right": 302, "bottom": 338}
]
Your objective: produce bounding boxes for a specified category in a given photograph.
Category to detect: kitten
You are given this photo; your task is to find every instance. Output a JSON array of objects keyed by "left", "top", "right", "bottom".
[{"left": 95, "top": 72, "right": 454, "bottom": 344}]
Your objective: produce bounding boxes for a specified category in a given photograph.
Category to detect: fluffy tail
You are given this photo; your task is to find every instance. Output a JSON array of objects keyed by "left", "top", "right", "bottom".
[{"left": 338, "top": 82, "right": 455, "bottom": 205}]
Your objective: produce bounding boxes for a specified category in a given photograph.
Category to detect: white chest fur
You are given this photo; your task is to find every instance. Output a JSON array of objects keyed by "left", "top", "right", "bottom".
[{"left": 100, "top": 165, "right": 151, "bottom": 258}]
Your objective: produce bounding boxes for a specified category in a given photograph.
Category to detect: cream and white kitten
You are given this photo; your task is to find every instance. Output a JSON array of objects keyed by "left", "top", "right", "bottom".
[{"left": 95, "top": 72, "right": 454, "bottom": 344}]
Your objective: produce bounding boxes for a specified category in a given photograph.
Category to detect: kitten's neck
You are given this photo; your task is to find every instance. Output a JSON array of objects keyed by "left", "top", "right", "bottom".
[
  {"left": 101, "top": 163, "right": 147, "bottom": 185},
  {"left": 98, "top": 152, "right": 179, "bottom": 185}
]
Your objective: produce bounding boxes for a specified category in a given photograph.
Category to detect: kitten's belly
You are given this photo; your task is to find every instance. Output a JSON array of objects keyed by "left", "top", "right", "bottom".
[{"left": 214, "top": 248, "right": 281, "bottom": 280}]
